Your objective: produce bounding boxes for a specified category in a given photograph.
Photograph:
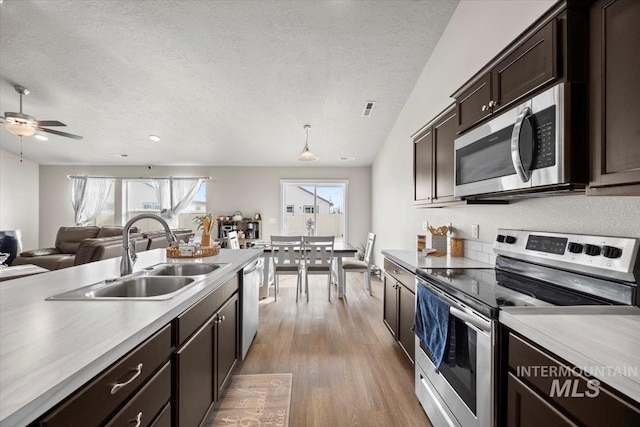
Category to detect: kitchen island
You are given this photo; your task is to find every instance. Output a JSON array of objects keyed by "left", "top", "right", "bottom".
[{"left": 0, "top": 248, "right": 261, "bottom": 427}]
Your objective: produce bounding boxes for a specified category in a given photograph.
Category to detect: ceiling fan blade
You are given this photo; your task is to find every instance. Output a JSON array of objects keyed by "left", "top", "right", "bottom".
[
  {"left": 36, "top": 120, "right": 66, "bottom": 127},
  {"left": 36, "top": 127, "right": 83, "bottom": 140}
]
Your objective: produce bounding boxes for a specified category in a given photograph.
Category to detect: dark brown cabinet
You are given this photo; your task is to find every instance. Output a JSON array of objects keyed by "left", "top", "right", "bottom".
[
  {"left": 413, "top": 104, "right": 458, "bottom": 207},
  {"left": 383, "top": 258, "right": 415, "bottom": 363},
  {"left": 454, "top": 16, "right": 560, "bottom": 134},
  {"left": 175, "top": 281, "right": 239, "bottom": 427},
  {"left": 507, "top": 373, "right": 577, "bottom": 427},
  {"left": 588, "top": 0, "right": 640, "bottom": 195},
  {"left": 503, "top": 331, "right": 640, "bottom": 427}
]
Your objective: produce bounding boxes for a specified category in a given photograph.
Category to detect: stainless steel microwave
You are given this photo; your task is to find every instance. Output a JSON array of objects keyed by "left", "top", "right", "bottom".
[{"left": 454, "top": 83, "right": 583, "bottom": 199}]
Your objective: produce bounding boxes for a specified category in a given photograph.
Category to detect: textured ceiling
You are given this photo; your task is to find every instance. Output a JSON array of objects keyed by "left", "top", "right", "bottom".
[{"left": 0, "top": 0, "right": 458, "bottom": 166}]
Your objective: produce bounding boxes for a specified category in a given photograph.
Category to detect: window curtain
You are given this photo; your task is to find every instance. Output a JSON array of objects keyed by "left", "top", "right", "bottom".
[
  {"left": 71, "top": 177, "right": 113, "bottom": 226},
  {"left": 151, "top": 178, "right": 202, "bottom": 228}
]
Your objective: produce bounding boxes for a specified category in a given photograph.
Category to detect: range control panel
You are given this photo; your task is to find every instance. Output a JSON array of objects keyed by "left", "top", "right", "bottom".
[{"left": 494, "top": 229, "right": 640, "bottom": 282}]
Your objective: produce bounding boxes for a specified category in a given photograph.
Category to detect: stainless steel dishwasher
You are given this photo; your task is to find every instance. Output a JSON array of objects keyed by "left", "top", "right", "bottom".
[{"left": 241, "top": 257, "right": 262, "bottom": 360}]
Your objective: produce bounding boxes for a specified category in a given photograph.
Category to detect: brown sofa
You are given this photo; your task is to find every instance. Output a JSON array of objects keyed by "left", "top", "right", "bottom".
[{"left": 12, "top": 226, "right": 193, "bottom": 271}]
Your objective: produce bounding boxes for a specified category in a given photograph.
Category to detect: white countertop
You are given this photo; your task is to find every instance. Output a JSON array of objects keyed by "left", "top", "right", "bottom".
[
  {"left": 0, "top": 248, "right": 261, "bottom": 427},
  {"left": 500, "top": 306, "right": 640, "bottom": 404},
  {"left": 382, "top": 249, "right": 493, "bottom": 273}
]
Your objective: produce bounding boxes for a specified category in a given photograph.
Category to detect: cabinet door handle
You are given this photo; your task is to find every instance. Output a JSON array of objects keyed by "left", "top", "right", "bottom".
[
  {"left": 481, "top": 104, "right": 489, "bottom": 112},
  {"left": 393, "top": 269, "right": 400, "bottom": 274},
  {"left": 488, "top": 100, "right": 498, "bottom": 108},
  {"left": 110, "top": 363, "right": 143, "bottom": 395},
  {"left": 132, "top": 412, "right": 143, "bottom": 427}
]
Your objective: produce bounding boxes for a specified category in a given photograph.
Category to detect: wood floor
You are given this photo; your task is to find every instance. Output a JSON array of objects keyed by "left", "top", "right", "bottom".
[{"left": 236, "top": 273, "right": 432, "bottom": 426}]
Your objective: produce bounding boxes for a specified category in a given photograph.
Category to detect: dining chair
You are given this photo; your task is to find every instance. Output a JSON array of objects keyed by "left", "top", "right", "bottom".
[
  {"left": 342, "top": 232, "right": 376, "bottom": 296},
  {"left": 302, "top": 235, "right": 335, "bottom": 301},
  {"left": 227, "top": 231, "right": 240, "bottom": 249},
  {"left": 270, "top": 236, "right": 304, "bottom": 301}
]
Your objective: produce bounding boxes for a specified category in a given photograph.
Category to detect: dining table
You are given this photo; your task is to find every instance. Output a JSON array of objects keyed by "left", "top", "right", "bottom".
[{"left": 259, "top": 241, "right": 358, "bottom": 299}]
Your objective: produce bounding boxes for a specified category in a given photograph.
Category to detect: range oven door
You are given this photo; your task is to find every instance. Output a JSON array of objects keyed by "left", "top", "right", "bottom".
[
  {"left": 414, "top": 280, "right": 494, "bottom": 427},
  {"left": 454, "top": 83, "right": 565, "bottom": 198}
]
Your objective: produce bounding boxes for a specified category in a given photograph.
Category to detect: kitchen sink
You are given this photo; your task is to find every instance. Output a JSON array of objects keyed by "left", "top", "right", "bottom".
[
  {"left": 146, "top": 263, "right": 221, "bottom": 277},
  {"left": 46, "top": 262, "right": 229, "bottom": 301}
]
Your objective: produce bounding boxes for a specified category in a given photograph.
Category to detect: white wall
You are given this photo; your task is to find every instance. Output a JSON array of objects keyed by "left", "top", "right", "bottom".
[
  {"left": 38, "top": 165, "right": 370, "bottom": 249},
  {"left": 0, "top": 149, "right": 39, "bottom": 249},
  {"left": 371, "top": 0, "right": 640, "bottom": 265}
]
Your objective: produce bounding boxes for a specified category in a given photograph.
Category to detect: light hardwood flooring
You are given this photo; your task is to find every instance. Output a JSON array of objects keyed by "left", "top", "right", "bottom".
[{"left": 237, "top": 273, "right": 432, "bottom": 426}]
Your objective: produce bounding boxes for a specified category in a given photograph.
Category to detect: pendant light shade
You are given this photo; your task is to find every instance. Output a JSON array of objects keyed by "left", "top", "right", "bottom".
[{"left": 297, "top": 124, "right": 319, "bottom": 161}]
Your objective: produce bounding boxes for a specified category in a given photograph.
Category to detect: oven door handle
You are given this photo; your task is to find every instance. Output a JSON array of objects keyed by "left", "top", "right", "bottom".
[
  {"left": 511, "top": 106, "right": 532, "bottom": 183},
  {"left": 449, "top": 306, "right": 491, "bottom": 334}
]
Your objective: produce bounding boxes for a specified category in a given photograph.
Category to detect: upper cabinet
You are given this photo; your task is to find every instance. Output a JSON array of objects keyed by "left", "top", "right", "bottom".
[
  {"left": 413, "top": 104, "right": 458, "bottom": 207},
  {"left": 588, "top": 0, "right": 640, "bottom": 195},
  {"left": 452, "top": 0, "right": 596, "bottom": 137}
]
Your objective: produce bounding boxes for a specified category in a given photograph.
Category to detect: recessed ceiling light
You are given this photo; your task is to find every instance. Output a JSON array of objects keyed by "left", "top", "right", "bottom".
[
  {"left": 109, "top": 153, "right": 129, "bottom": 158},
  {"left": 340, "top": 156, "right": 356, "bottom": 161},
  {"left": 34, "top": 134, "right": 48, "bottom": 141},
  {"left": 149, "top": 135, "right": 161, "bottom": 142}
]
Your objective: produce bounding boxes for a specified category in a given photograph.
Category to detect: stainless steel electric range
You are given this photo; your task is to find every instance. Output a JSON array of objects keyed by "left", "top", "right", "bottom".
[{"left": 413, "top": 229, "right": 640, "bottom": 427}]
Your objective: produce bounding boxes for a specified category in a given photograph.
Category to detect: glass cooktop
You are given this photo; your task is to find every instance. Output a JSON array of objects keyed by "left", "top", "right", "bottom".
[{"left": 416, "top": 266, "right": 614, "bottom": 318}]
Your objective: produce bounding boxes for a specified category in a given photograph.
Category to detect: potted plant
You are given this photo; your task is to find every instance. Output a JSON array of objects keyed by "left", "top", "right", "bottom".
[{"left": 193, "top": 213, "right": 215, "bottom": 247}]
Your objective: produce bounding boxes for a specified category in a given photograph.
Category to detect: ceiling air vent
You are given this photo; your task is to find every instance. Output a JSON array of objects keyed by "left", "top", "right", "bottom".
[{"left": 362, "top": 101, "right": 376, "bottom": 117}]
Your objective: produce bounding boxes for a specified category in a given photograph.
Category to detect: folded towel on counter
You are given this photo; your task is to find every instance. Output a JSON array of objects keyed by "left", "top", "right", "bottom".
[{"left": 415, "top": 284, "right": 451, "bottom": 371}]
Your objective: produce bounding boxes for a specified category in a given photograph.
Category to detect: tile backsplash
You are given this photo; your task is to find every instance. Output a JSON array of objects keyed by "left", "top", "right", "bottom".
[{"left": 461, "top": 239, "right": 497, "bottom": 265}]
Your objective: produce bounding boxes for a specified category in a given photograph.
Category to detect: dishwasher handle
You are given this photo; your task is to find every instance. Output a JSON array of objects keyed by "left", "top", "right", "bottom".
[{"left": 243, "top": 258, "right": 263, "bottom": 275}]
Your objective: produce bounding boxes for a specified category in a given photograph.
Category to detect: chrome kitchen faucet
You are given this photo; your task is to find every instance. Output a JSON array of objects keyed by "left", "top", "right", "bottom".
[{"left": 121, "top": 213, "right": 176, "bottom": 276}]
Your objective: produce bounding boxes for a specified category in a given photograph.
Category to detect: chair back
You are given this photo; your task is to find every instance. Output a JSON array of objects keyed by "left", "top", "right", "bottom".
[
  {"left": 228, "top": 231, "right": 240, "bottom": 249},
  {"left": 303, "top": 236, "right": 334, "bottom": 268},
  {"left": 270, "top": 235, "right": 303, "bottom": 267},
  {"left": 363, "top": 233, "right": 376, "bottom": 266}
]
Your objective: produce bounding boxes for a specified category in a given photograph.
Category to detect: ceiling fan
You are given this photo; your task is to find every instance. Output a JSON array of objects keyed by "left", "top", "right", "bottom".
[{"left": 0, "top": 85, "right": 83, "bottom": 140}]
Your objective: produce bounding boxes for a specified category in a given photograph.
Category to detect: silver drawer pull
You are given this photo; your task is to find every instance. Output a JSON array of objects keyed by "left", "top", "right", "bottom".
[
  {"left": 110, "top": 363, "right": 143, "bottom": 395},
  {"left": 132, "top": 412, "right": 143, "bottom": 427}
]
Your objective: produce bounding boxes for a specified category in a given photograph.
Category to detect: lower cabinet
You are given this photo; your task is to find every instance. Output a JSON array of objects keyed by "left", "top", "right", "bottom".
[
  {"left": 383, "top": 258, "right": 416, "bottom": 363},
  {"left": 35, "top": 272, "right": 242, "bottom": 427},
  {"left": 175, "top": 293, "right": 239, "bottom": 427},
  {"left": 503, "top": 330, "right": 640, "bottom": 427}
]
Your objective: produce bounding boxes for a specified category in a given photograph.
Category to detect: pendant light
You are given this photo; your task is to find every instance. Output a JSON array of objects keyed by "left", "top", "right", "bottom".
[{"left": 297, "top": 124, "right": 319, "bottom": 162}]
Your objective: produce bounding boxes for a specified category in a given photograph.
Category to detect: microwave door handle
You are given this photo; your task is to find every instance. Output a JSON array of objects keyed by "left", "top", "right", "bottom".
[{"left": 511, "top": 106, "right": 532, "bottom": 183}]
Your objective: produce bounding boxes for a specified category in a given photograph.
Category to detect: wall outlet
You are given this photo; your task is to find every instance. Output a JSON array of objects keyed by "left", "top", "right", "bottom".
[
  {"left": 422, "top": 221, "right": 429, "bottom": 231},
  {"left": 472, "top": 224, "right": 479, "bottom": 239}
]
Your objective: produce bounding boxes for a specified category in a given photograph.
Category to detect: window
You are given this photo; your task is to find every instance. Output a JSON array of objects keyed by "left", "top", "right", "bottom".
[
  {"left": 93, "top": 185, "right": 115, "bottom": 227},
  {"left": 280, "top": 180, "right": 347, "bottom": 243},
  {"left": 124, "top": 179, "right": 207, "bottom": 232}
]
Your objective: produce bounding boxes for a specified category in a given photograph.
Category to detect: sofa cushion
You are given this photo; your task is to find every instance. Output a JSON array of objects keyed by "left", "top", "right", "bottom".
[
  {"left": 12, "top": 254, "right": 75, "bottom": 270},
  {"left": 55, "top": 226, "right": 100, "bottom": 254},
  {"left": 19, "top": 247, "right": 60, "bottom": 257},
  {"left": 74, "top": 235, "right": 147, "bottom": 266}
]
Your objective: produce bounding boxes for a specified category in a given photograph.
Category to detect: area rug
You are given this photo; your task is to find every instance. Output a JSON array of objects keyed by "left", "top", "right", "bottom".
[{"left": 206, "top": 373, "right": 292, "bottom": 427}]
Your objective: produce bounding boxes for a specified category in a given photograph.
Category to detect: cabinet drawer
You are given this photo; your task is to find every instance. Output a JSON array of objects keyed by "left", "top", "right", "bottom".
[
  {"left": 41, "top": 324, "right": 172, "bottom": 427},
  {"left": 175, "top": 273, "right": 239, "bottom": 345},
  {"left": 105, "top": 362, "right": 171, "bottom": 427},
  {"left": 384, "top": 259, "right": 415, "bottom": 292},
  {"left": 508, "top": 333, "right": 640, "bottom": 427}
]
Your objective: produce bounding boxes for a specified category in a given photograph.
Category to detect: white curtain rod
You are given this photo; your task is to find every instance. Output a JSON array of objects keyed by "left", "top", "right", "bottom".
[{"left": 67, "top": 175, "right": 211, "bottom": 180}]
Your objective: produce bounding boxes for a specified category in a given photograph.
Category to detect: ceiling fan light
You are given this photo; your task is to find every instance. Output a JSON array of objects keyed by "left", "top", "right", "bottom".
[{"left": 5, "top": 123, "right": 36, "bottom": 136}]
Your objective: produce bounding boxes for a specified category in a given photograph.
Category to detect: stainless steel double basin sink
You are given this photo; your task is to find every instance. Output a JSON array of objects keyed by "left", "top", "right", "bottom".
[{"left": 47, "top": 263, "right": 228, "bottom": 301}]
